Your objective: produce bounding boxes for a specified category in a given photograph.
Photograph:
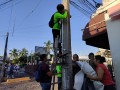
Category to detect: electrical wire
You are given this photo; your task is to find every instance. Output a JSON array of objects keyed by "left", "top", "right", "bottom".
[
  {"left": 0, "top": 24, "right": 48, "bottom": 32},
  {"left": 78, "top": 0, "right": 96, "bottom": 12},
  {"left": 70, "top": 0, "right": 104, "bottom": 32},
  {"left": 85, "top": 0, "right": 97, "bottom": 9},
  {"left": 11, "top": 0, "right": 42, "bottom": 37},
  {"left": 78, "top": 0, "right": 96, "bottom": 9},
  {"left": 70, "top": 0, "right": 97, "bottom": 17},
  {"left": 70, "top": 0, "right": 91, "bottom": 18},
  {"left": 12, "top": 15, "right": 16, "bottom": 36},
  {"left": 7, "top": 0, "right": 13, "bottom": 33},
  {"left": 84, "top": 0, "right": 96, "bottom": 12},
  {"left": 0, "top": 0, "right": 25, "bottom": 12},
  {"left": 0, "top": 0, "right": 14, "bottom": 7},
  {"left": 18, "top": 0, "right": 42, "bottom": 27}
]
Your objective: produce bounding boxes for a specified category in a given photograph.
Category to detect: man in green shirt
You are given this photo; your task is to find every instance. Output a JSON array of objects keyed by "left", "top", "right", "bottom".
[
  {"left": 52, "top": 4, "right": 67, "bottom": 46},
  {"left": 56, "top": 65, "right": 62, "bottom": 90}
]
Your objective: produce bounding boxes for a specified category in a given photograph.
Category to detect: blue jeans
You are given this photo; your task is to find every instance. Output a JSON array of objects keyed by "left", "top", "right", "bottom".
[
  {"left": 40, "top": 83, "right": 51, "bottom": 90},
  {"left": 58, "top": 77, "right": 62, "bottom": 90}
]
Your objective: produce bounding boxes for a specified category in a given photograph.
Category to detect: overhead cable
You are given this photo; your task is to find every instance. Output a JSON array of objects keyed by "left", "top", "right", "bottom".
[
  {"left": 0, "top": 0, "right": 14, "bottom": 7},
  {"left": 70, "top": 0, "right": 91, "bottom": 18},
  {"left": 0, "top": 0, "right": 25, "bottom": 12},
  {"left": 78, "top": 0, "right": 96, "bottom": 13},
  {"left": 18, "top": 0, "right": 42, "bottom": 28}
]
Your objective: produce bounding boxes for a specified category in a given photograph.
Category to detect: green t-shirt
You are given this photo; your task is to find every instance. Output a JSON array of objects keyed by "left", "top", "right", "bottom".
[
  {"left": 53, "top": 11, "right": 67, "bottom": 30},
  {"left": 56, "top": 65, "right": 62, "bottom": 77}
]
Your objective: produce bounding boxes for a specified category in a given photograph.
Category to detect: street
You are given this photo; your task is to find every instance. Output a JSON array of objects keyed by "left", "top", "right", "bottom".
[
  {"left": 0, "top": 80, "right": 58, "bottom": 90},
  {"left": 0, "top": 67, "right": 58, "bottom": 90},
  {"left": 0, "top": 81, "right": 41, "bottom": 90}
]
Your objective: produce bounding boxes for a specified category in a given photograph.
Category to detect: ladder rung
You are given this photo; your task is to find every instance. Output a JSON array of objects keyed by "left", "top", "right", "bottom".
[{"left": 51, "top": 81, "right": 62, "bottom": 85}]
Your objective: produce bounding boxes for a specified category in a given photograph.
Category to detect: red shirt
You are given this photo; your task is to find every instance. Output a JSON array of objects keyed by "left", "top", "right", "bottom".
[{"left": 96, "top": 64, "right": 114, "bottom": 86}]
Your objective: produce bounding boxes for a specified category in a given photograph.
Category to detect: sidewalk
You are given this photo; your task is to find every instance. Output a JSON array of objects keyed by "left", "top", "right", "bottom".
[
  {"left": 0, "top": 69, "right": 58, "bottom": 90},
  {"left": 0, "top": 80, "right": 41, "bottom": 90},
  {"left": 0, "top": 77, "right": 58, "bottom": 90},
  {"left": 5, "top": 68, "right": 32, "bottom": 83}
]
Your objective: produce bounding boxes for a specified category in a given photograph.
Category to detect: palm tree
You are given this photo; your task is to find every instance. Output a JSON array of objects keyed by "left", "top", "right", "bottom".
[
  {"left": 31, "top": 53, "right": 40, "bottom": 65},
  {"left": 29, "top": 52, "right": 34, "bottom": 65},
  {"left": 19, "top": 48, "right": 28, "bottom": 57},
  {"left": 18, "top": 48, "right": 28, "bottom": 64},
  {"left": 44, "top": 40, "right": 53, "bottom": 54},
  {"left": 9, "top": 48, "right": 19, "bottom": 59},
  {"left": 103, "top": 49, "right": 111, "bottom": 58}
]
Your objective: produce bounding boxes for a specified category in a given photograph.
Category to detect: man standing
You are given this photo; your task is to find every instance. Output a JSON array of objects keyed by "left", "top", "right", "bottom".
[
  {"left": 72, "top": 54, "right": 81, "bottom": 89},
  {"left": 88, "top": 53, "right": 96, "bottom": 70},
  {"left": 39, "top": 54, "right": 52, "bottom": 90},
  {"left": 56, "top": 64, "right": 62, "bottom": 90},
  {"left": 7, "top": 63, "right": 14, "bottom": 79}
]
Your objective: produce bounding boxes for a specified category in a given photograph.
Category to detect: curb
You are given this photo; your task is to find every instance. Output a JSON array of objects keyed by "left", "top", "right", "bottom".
[{"left": 4, "top": 77, "right": 31, "bottom": 84}]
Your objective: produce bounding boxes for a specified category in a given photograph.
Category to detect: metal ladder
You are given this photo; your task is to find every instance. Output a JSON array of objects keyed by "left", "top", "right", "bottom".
[
  {"left": 52, "top": 36, "right": 59, "bottom": 90},
  {"left": 52, "top": 20, "right": 63, "bottom": 90}
]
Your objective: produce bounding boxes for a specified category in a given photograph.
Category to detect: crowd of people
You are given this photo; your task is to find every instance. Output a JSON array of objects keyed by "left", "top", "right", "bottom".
[
  {"left": 34, "top": 3, "right": 116, "bottom": 90},
  {"left": 36, "top": 53, "right": 115, "bottom": 90},
  {"left": 4, "top": 63, "right": 20, "bottom": 79},
  {"left": 86, "top": 53, "right": 115, "bottom": 90}
]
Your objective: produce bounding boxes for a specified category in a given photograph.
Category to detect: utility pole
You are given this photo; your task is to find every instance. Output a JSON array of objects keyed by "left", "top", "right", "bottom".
[
  {"left": 0, "top": 32, "right": 9, "bottom": 82},
  {"left": 62, "top": 0, "right": 73, "bottom": 90}
]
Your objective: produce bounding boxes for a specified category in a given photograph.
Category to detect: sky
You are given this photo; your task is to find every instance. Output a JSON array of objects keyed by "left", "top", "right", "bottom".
[{"left": 0, "top": 0, "right": 102, "bottom": 56}]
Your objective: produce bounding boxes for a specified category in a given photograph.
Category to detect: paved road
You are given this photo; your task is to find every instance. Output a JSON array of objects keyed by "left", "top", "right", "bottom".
[
  {"left": 0, "top": 81, "right": 40, "bottom": 90},
  {"left": 0, "top": 80, "right": 58, "bottom": 90},
  {"left": 0, "top": 68, "right": 58, "bottom": 90}
]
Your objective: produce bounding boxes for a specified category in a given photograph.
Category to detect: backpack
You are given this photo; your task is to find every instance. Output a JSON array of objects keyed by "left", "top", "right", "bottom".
[
  {"left": 49, "top": 14, "right": 54, "bottom": 28},
  {"left": 34, "top": 64, "right": 42, "bottom": 82}
]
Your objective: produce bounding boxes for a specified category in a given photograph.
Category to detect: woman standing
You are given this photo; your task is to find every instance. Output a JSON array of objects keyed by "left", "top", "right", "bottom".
[{"left": 87, "top": 55, "right": 116, "bottom": 90}]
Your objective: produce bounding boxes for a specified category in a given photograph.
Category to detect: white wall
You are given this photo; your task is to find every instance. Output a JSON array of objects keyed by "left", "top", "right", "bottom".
[{"left": 105, "top": 13, "right": 120, "bottom": 90}]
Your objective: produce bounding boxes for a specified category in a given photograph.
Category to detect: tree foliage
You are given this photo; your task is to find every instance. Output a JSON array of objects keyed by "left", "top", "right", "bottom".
[
  {"left": 9, "top": 48, "right": 28, "bottom": 64},
  {"left": 44, "top": 40, "right": 53, "bottom": 54}
]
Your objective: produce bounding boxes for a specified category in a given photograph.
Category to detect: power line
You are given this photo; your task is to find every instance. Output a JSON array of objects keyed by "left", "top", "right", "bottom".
[
  {"left": 77, "top": 0, "right": 96, "bottom": 13},
  {"left": 0, "top": 35, "right": 6, "bottom": 41},
  {"left": 0, "top": 0, "right": 14, "bottom": 7},
  {"left": 0, "top": 24, "right": 48, "bottom": 31},
  {"left": 11, "top": 0, "right": 17, "bottom": 37},
  {"left": 83, "top": 0, "right": 96, "bottom": 12},
  {"left": 11, "top": 0, "right": 42, "bottom": 36},
  {"left": 70, "top": 0, "right": 103, "bottom": 32},
  {"left": 18, "top": 0, "right": 42, "bottom": 28},
  {"left": 12, "top": 15, "right": 16, "bottom": 36},
  {"left": 70, "top": 0, "right": 91, "bottom": 18},
  {"left": 0, "top": 0, "right": 25, "bottom": 12},
  {"left": 92, "top": 0, "right": 102, "bottom": 8},
  {"left": 7, "top": 0, "right": 14, "bottom": 33},
  {"left": 85, "top": 0, "right": 97, "bottom": 10}
]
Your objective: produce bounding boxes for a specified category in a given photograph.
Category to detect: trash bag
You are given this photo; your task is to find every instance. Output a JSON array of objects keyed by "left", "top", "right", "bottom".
[
  {"left": 73, "top": 70, "right": 84, "bottom": 90},
  {"left": 76, "top": 61, "right": 104, "bottom": 90},
  {"left": 81, "top": 75, "right": 95, "bottom": 90}
]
